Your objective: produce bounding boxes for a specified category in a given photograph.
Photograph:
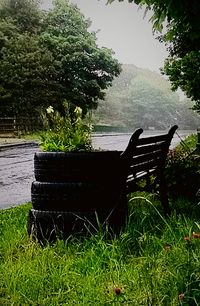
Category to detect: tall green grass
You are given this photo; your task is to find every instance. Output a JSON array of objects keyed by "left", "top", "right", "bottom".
[{"left": 0, "top": 198, "right": 200, "bottom": 305}]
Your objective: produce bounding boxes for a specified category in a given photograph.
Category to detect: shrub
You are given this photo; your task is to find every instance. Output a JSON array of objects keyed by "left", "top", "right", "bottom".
[
  {"left": 39, "top": 103, "right": 93, "bottom": 152},
  {"left": 165, "top": 134, "right": 200, "bottom": 199}
]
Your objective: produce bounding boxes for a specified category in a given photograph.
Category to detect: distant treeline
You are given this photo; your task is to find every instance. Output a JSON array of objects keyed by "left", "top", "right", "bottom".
[{"left": 93, "top": 64, "right": 199, "bottom": 130}]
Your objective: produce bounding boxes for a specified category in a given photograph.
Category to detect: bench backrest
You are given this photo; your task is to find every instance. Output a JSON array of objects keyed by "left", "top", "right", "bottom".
[{"left": 121, "top": 125, "right": 178, "bottom": 194}]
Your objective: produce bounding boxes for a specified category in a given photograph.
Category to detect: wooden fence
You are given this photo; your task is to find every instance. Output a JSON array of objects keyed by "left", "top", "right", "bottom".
[{"left": 0, "top": 117, "right": 42, "bottom": 137}]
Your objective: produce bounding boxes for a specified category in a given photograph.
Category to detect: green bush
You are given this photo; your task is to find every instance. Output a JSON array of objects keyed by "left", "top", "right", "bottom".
[
  {"left": 39, "top": 103, "right": 93, "bottom": 152},
  {"left": 165, "top": 134, "right": 200, "bottom": 199}
]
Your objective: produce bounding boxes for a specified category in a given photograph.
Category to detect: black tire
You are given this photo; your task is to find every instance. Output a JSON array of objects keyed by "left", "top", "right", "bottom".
[
  {"left": 34, "top": 151, "right": 123, "bottom": 183},
  {"left": 27, "top": 206, "right": 127, "bottom": 244},
  {"left": 28, "top": 209, "right": 97, "bottom": 243},
  {"left": 31, "top": 181, "right": 123, "bottom": 211},
  {"left": 30, "top": 151, "right": 128, "bottom": 241}
]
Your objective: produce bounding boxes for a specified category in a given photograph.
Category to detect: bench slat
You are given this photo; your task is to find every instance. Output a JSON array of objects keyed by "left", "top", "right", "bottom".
[
  {"left": 136, "top": 134, "right": 169, "bottom": 145},
  {"left": 131, "top": 150, "right": 163, "bottom": 165},
  {"left": 134, "top": 142, "right": 167, "bottom": 155},
  {"left": 127, "top": 158, "right": 162, "bottom": 175},
  {"left": 127, "top": 168, "right": 157, "bottom": 183}
]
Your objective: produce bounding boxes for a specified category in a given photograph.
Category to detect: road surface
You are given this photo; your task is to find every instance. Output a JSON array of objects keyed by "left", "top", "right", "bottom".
[
  {"left": 0, "top": 130, "right": 194, "bottom": 209},
  {"left": 0, "top": 144, "right": 37, "bottom": 209},
  {"left": 92, "top": 130, "right": 192, "bottom": 151}
]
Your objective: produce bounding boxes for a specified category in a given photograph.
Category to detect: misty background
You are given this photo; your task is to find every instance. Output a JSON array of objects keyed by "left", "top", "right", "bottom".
[{"left": 41, "top": 0, "right": 199, "bottom": 130}]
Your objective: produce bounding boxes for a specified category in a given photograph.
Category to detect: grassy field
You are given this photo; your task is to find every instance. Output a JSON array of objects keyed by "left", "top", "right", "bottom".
[{"left": 0, "top": 196, "right": 200, "bottom": 305}]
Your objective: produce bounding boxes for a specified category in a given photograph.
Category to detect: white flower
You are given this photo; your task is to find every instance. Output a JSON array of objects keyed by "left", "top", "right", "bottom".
[
  {"left": 46, "top": 106, "right": 54, "bottom": 114},
  {"left": 74, "top": 106, "right": 82, "bottom": 116}
]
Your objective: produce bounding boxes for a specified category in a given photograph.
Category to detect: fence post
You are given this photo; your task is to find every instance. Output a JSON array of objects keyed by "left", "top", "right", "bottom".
[{"left": 13, "top": 117, "right": 18, "bottom": 137}]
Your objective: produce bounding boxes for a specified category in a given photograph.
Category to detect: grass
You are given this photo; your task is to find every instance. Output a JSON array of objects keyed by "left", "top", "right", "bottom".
[
  {"left": 0, "top": 196, "right": 200, "bottom": 305},
  {"left": 175, "top": 133, "right": 197, "bottom": 153},
  {"left": 21, "top": 132, "right": 41, "bottom": 142}
]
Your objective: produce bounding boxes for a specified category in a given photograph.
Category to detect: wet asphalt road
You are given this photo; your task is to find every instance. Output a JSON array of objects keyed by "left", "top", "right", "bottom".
[
  {"left": 0, "top": 130, "right": 194, "bottom": 209},
  {"left": 0, "top": 143, "right": 38, "bottom": 209},
  {"left": 92, "top": 130, "right": 190, "bottom": 151}
]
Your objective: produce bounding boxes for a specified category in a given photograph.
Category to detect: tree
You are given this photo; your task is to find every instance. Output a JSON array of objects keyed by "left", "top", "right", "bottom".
[
  {"left": 0, "top": 0, "right": 121, "bottom": 117},
  {"left": 93, "top": 64, "right": 199, "bottom": 130},
  {"left": 0, "top": 0, "right": 42, "bottom": 33},
  {"left": 108, "top": 0, "right": 200, "bottom": 112},
  {"left": 0, "top": 30, "right": 60, "bottom": 116},
  {"left": 0, "top": 16, "right": 60, "bottom": 116},
  {"left": 126, "top": 74, "right": 177, "bottom": 129},
  {"left": 0, "top": 0, "right": 58, "bottom": 116},
  {"left": 40, "top": 0, "right": 121, "bottom": 115}
]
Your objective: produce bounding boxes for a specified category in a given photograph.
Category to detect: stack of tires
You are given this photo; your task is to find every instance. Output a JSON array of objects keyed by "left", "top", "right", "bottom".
[{"left": 28, "top": 151, "right": 128, "bottom": 243}]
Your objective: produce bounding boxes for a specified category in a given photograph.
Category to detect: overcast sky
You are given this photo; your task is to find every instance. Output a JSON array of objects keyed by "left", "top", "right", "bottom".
[{"left": 42, "top": 0, "right": 168, "bottom": 73}]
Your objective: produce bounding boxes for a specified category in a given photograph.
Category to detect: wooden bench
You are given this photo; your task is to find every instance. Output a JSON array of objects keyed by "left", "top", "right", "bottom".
[
  {"left": 121, "top": 125, "right": 178, "bottom": 215},
  {"left": 28, "top": 125, "right": 178, "bottom": 242}
]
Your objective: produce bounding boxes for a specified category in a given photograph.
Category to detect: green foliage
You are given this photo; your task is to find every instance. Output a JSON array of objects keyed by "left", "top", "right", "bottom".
[
  {"left": 164, "top": 51, "right": 200, "bottom": 113},
  {"left": 0, "top": 31, "right": 59, "bottom": 116},
  {"left": 40, "top": 103, "right": 92, "bottom": 152},
  {"left": 165, "top": 134, "right": 200, "bottom": 199},
  {"left": 1, "top": 199, "right": 200, "bottom": 304},
  {"left": 126, "top": 72, "right": 177, "bottom": 129},
  {"left": 39, "top": 0, "right": 121, "bottom": 115},
  {"left": 0, "top": 0, "right": 121, "bottom": 117},
  {"left": 93, "top": 64, "right": 199, "bottom": 130},
  {"left": 175, "top": 134, "right": 198, "bottom": 153},
  {"left": 108, "top": 0, "right": 200, "bottom": 112},
  {"left": 0, "top": 0, "right": 42, "bottom": 33}
]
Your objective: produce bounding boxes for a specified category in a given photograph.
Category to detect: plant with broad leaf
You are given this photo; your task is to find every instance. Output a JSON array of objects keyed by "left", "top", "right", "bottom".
[{"left": 40, "top": 102, "right": 93, "bottom": 152}]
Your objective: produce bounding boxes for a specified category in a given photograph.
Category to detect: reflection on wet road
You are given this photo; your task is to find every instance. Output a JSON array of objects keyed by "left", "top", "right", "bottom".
[
  {"left": 0, "top": 144, "right": 38, "bottom": 209},
  {"left": 0, "top": 130, "right": 194, "bottom": 209}
]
